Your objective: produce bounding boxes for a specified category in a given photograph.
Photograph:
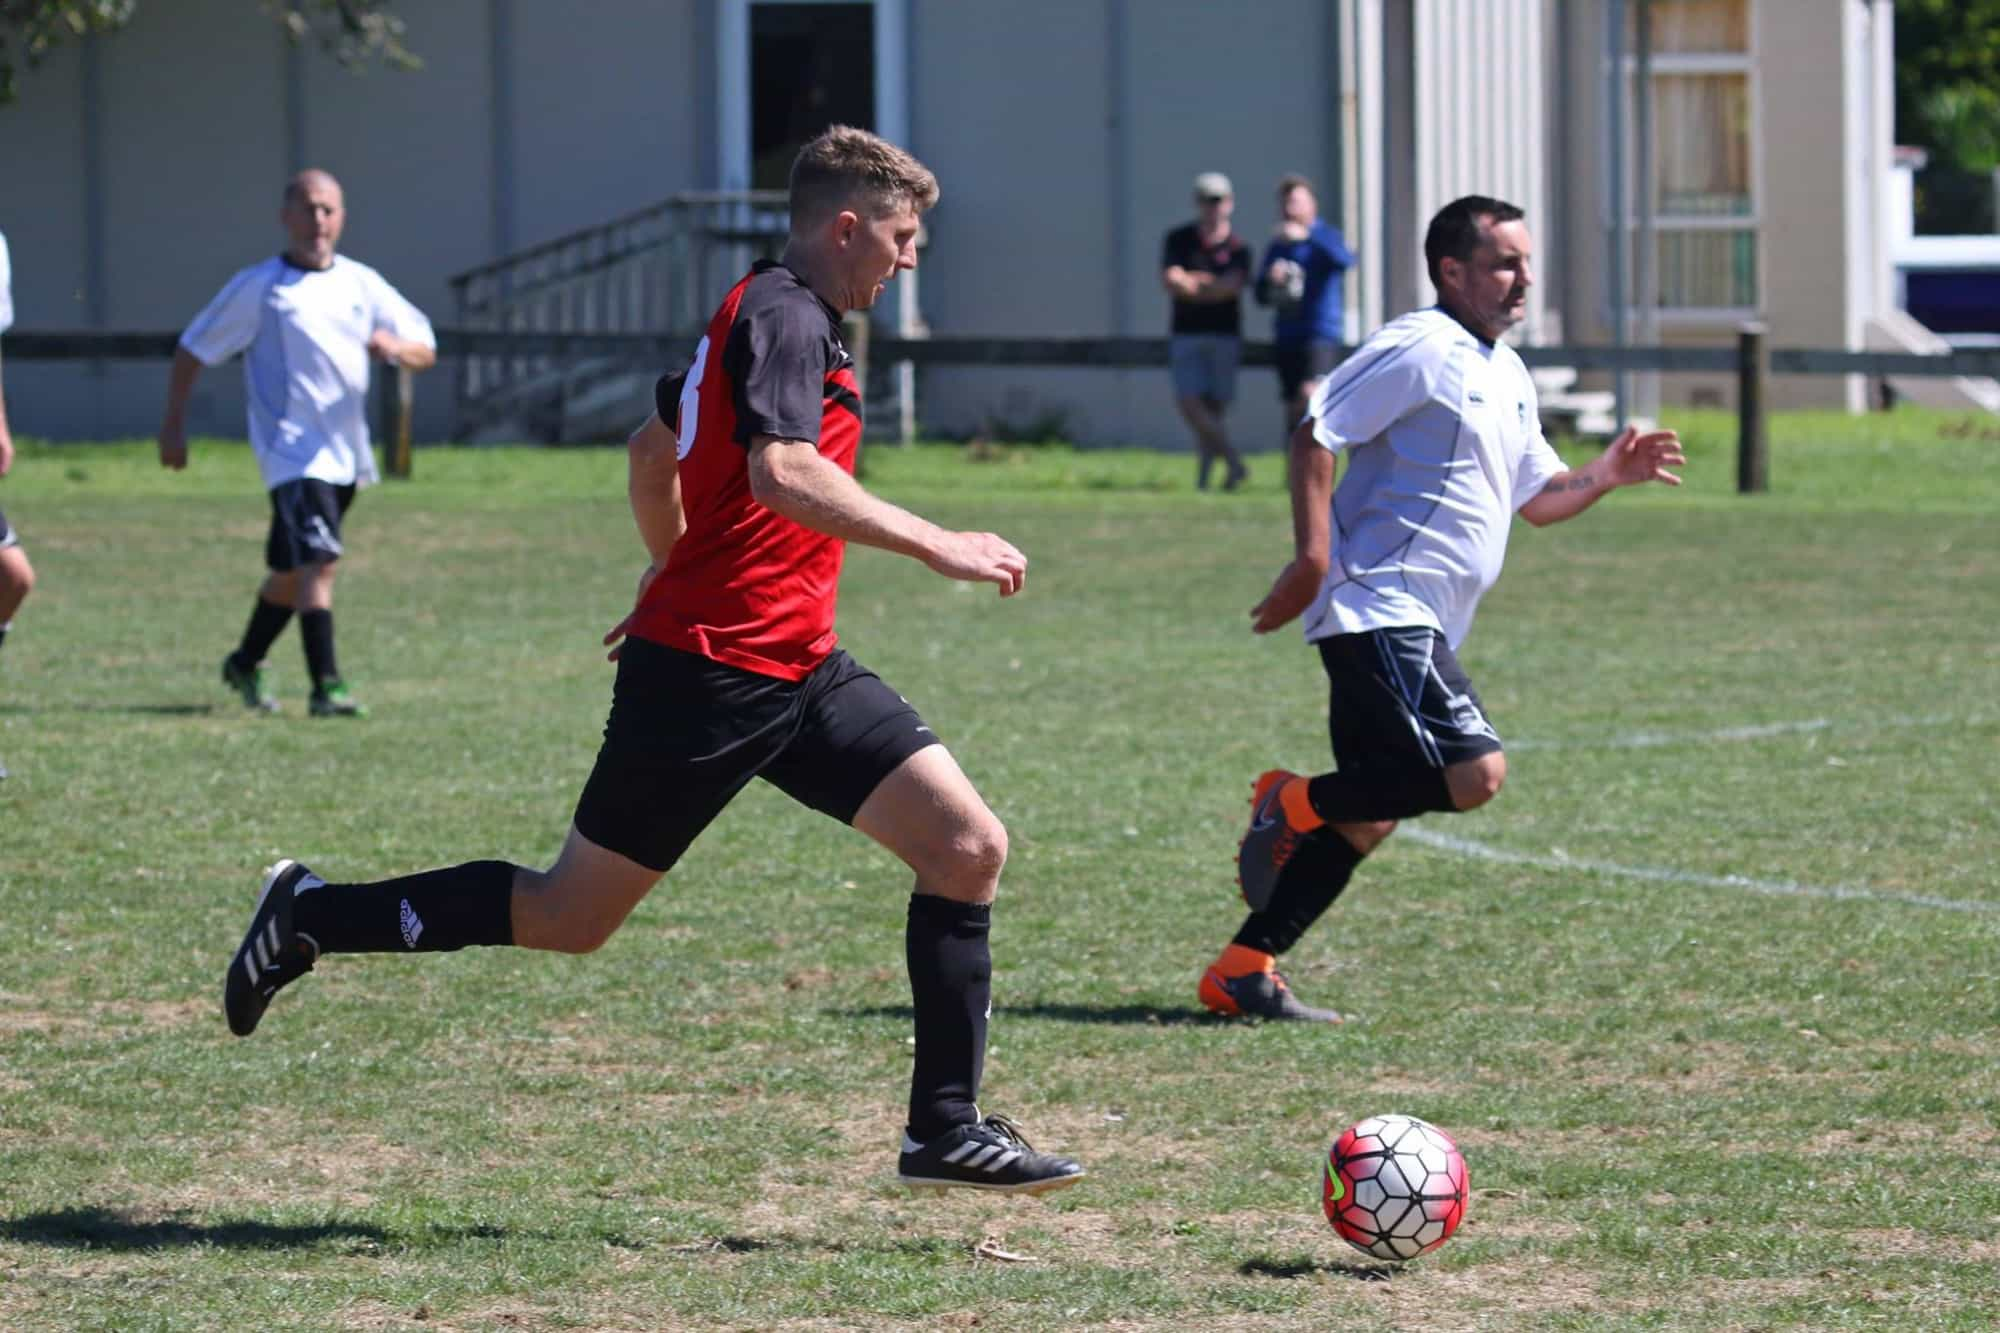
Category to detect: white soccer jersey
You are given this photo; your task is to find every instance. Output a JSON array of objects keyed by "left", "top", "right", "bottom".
[
  {"left": 179, "top": 254, "right": 435, "bottom": 490},
  {"left": 0, "top": 231, "right": 13, "bottom": 333},
  {"left": 1302, "top": 306, "right": 1564, "bottom": 650}
]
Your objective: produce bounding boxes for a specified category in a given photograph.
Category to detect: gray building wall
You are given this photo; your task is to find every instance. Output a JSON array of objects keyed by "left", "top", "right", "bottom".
[
  {"left": 913, "top": 0, "right": 1339, "bottom": 450},
  {"left": 0, "top": 0, "right": 705, "bottom": 444}
]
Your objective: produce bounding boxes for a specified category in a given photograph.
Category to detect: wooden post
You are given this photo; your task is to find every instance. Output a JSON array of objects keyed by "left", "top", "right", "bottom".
[
  {"left": 1736, "top": 322, "right": 1768, "bottom": 494},
  {"left": 380, "top": 363, "right": 415, "bottom": 479}
]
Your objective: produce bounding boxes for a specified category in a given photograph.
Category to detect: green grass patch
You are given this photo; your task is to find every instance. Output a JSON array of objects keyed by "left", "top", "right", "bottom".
[{"left": 0, "top": 408, "right": 1995, "bottom": 1330}]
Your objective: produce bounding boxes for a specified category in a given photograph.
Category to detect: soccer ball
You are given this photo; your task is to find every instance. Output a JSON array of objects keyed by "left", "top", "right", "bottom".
[{"left": 1322, "top": 1113, "right": 1469, "bottom": 1260}]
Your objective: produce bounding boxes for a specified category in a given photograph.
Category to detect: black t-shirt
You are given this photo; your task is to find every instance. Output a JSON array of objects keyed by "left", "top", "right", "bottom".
[{"left": 1161, "top": 224, "right": 1251, "bottom": 336}]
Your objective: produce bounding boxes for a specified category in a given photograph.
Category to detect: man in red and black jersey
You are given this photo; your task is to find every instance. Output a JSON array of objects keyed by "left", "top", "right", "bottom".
[{"left": 217, "top": 127, "right": 1085, "bottom": 1198}]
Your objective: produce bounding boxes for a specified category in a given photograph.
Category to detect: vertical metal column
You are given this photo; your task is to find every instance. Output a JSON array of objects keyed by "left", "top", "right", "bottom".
[{"left": 1606, "top": 0, "right": 1628, "bottom": 428}]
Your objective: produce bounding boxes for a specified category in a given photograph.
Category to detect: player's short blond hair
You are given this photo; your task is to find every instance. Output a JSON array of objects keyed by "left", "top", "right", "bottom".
[{"left": 788, "top": 125, "right": 940, "bottom": 227}]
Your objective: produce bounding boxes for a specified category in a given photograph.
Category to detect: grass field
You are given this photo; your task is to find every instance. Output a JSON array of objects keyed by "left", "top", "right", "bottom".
[{"left": 0, "top": 408, "right": 1995, "bottom": 1331}]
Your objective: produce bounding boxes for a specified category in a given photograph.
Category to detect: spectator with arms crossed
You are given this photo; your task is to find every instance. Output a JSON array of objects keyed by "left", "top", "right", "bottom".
[{"left": 1162, "top": 172, "right": 1252, "bottom": 490}]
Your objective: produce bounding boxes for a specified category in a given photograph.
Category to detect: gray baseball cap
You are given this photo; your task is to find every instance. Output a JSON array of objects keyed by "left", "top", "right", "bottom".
[{"left": 1193, "top": 172, "right": 1233, "bottom": 201}]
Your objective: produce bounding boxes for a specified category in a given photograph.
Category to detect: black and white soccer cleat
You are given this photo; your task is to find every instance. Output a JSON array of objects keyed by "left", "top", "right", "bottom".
[
  {"left": 223, "top": 859, "right": 322, "bottom": 1037},
  {"left": 897, "top": 1113, "right": 1086, "bottom": 1196}
]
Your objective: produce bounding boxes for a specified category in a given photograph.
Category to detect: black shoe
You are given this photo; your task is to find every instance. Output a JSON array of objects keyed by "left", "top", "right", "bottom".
[
  {"left": 221, "top": 654, "right": 280, "bottom": 713},
  {"left": 223, "top": 859, "right": 322, "bottom": 1036},
  {"left": 897, "top": 1113, "right": 1086, "bottom": 1196}
]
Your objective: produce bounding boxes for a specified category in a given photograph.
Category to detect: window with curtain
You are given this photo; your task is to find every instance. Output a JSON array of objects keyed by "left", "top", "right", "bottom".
[{"left": 1630, "top": 0, "right": 1757, "bottom": 311}]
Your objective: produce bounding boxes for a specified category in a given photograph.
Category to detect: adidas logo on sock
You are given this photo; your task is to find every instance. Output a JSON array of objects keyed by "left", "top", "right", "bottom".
[{"left": 399, "top": 898, "right": 425, "bottom": 949}]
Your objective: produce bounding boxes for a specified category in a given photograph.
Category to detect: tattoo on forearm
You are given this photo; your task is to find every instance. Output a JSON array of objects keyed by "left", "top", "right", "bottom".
[{"left": 1554, "top": 473, "right": 1600, "bottom": 492}]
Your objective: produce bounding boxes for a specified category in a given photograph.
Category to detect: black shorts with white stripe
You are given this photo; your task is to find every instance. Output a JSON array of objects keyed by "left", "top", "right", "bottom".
[
  {"left": 265, "top": 478, "right": 356, "bottom": 572},
  {"left": 1317, "top": 626, "right": 1503, "bottom": 771}
]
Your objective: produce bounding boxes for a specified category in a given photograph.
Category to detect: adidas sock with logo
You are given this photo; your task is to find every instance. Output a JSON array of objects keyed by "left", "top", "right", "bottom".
[
  {"left": 299, "top": 608, "right": 339, "bottom": 690},
  {"left": 292, "top": 860, "right": 517, "bottom": 954},
  {"left": 1303, "top": 764, "right": 1457, "bottom": 823},
  {"left": 1233, "top": 829, "right": 1365, "bottom": 956},
  {"left": 905, "top": 893, "right": 991, "bottom": 1143},
  {"left": 234, "top": 597, "right": 293, "bottom": 668}
]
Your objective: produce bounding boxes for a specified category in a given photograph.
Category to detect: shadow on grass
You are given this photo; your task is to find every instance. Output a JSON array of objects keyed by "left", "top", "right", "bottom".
[
  {"left": 0, "top": 1207, "right": 392, "bottom": 1251},
  {"left": 1241, "top": 1254, "right": 1399, "bottom": 1282},
  {"left": 834, "top": 1003, "right": 1216, "bottom": 1027},
  {"left": 0, "top": 703, "right": 216, "bottom": 716}
]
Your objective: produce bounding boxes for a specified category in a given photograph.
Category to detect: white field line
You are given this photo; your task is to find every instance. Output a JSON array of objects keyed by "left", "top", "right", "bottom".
[
  {"left": 1507, "top": 712, "right": 1988, "bottom": 753},
  {"left": 1398, "top": 826, "right": 2000, "bottom": 917}
]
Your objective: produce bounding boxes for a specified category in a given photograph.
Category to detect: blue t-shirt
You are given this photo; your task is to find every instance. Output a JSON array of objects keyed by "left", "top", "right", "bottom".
[{"left": 1258, "top": 219, "right": 1356, "bottom": 343}]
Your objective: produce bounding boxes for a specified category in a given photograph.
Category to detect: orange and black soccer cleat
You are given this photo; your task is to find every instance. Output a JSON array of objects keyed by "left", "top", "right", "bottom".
[
  {"left": 1199, "top": 943, "right": 1343, "bottom": 1023},
  {"left": 1236, "top": 769, "right": 1325, "bottom": 911}
]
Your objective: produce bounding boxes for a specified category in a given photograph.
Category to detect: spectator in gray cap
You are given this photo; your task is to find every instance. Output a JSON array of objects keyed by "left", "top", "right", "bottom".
[{"left": 1161, "top": 172, "right": 1251, "bottom": 490}]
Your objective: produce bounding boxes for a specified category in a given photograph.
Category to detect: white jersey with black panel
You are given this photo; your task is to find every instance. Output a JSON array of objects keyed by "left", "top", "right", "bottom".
[
  {"left": 1301, "top": 306, "right": 1564, "bottom": 650},
  {"left": 179, "top": 254, "right": 434, "bottom": 490}
]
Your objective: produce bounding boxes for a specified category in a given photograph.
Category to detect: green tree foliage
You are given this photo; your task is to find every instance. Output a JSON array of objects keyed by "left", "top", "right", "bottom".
[
  {"left": 0, "top": 0, "right": 416, "bottom": 105},
  {"left": 1896, "top": 0, "right": 2000, "bottom": 232}
]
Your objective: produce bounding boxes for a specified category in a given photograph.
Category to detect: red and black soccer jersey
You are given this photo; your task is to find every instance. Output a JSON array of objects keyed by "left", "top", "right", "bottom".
[{"left": 625, "top": 260, "right": 863, "bottom": 681}]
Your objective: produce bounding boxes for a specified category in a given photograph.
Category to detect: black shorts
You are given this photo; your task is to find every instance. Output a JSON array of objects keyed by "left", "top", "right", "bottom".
[
  {"left": 0, "top": 506, "right": 16, "bottom": 551},
  {"left": 572, "top": 638, "right": 940, "bottom": 873},
  {"left": 265, "top": 479, "right": 356, "bottom": 572},
  {"left": 1317, "top": 626, "right": 1503, "bottom": 771},
  {"left": 1275, "top": 338, "right": 1340, "bottom": 401}
]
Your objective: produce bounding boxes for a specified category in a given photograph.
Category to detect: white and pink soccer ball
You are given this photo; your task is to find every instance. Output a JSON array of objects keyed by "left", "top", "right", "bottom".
[{"left": 1322, "top": 1113, "right": 1470, "bottom": 1260}]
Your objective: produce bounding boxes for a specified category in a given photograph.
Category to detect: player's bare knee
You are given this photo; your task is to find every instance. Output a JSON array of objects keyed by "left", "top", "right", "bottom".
[
  {"left": 0, "top": 552, "right": 34, "bottom": 604},
  {"left": 1448, "top": 754, "right": 1507, "bottom": 811},
  {"left": 923, "top": 816, "right": 1007, "bottom": 900},
  {"left": 954, "top": 816, "right": 1009, "bottom": 883}
]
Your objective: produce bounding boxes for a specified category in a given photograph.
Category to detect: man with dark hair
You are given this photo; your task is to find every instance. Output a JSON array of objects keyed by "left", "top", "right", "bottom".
[
  {"left": 216, "top": 126, "right": 1087, "bottom": 1198},
  {"left": 1255, "top": 174, "right": 1356, "bottom": 434},
  {"left": 0, "top": 227, "right": 35, "bottom": 780},
  {"left": 1199, "top": 194, "right": 1685, "bottom": 1021},
  {"left": 1162, "top": 172, "right": 1252, "bottom": 490},
  {"left": 159, "top": 169, "right": 437, "bottom": 718}
]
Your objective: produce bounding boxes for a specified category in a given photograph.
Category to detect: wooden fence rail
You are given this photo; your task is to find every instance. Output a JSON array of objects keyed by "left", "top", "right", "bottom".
[{"left": 6, "top": 327, "right": 1995, "bottom": 491}]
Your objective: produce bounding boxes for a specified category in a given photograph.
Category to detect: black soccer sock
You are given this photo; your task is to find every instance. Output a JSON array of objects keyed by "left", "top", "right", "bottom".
[
  {"left": 905, "top": 893, "right": 991, "bottom": 1142},
  {"left": 0, "top": 622, "right": 9, "bottom": 656},
  {"left": 291, "top": 860, "right": 517, "bottom": 955},
  {"left": 1305, "top": 764, "right": 1458, "bottom": 824},
  {"left": 233, "top": 597, "right": 293, "bottom": 668},
  {"left": 1233, "top": 829, "right": 1366, "bottom": 956},
  {"left": 299, "top": 608, "right": 338, "bottom": 689}
]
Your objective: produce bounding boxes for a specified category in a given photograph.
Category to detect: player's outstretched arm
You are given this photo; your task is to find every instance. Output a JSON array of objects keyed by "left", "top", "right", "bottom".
[
  {"left": 157, "top": 347, "right": 204, "bottom": 470},
  {"left": 748, "top": 435, "right": 1025, "bottom": 595},
  {"left": 1250, "top": 420, "right": 1335, "bottom": 634},
  {"left": 1517, "top": 424, "right": 1684, "bottom": 527}
]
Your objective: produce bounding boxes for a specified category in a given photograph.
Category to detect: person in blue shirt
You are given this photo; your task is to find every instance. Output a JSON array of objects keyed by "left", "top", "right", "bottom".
[{"left": 1255, "top": 174, "right": 1357, "bottom": 432}]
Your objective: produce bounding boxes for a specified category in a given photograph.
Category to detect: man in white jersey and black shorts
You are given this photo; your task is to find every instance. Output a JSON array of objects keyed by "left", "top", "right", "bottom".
[
  {"left": 1201, "top": 195, "right": 1685, "bottom": 1021},
  {"left": 158, "top": 169, "right": 436, "bottom": 718},
  {"left": 0, "top": 227, "right": 38, "bottom": 779}
]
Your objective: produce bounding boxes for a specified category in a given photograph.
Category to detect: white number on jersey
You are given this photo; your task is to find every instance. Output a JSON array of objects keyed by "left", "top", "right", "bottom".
[{"left": 675, "top": 335, "right": 710, "bottom": 460}]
